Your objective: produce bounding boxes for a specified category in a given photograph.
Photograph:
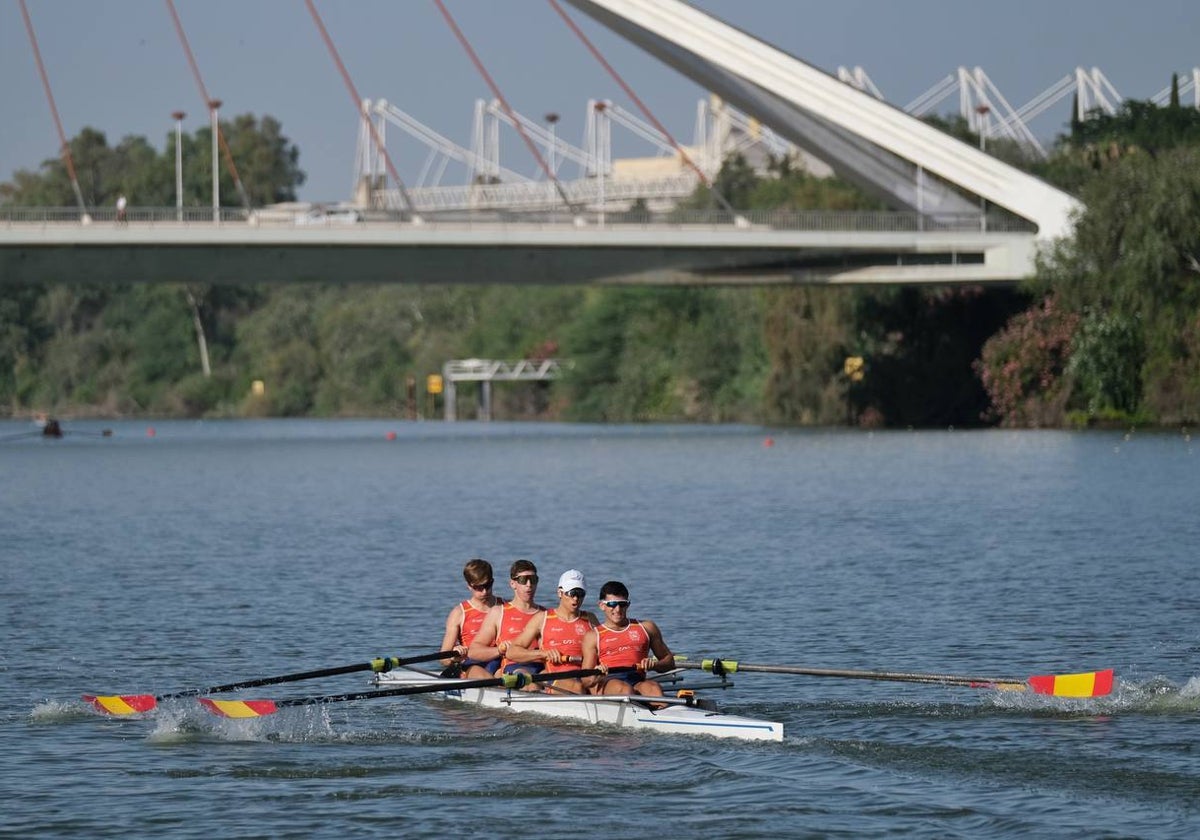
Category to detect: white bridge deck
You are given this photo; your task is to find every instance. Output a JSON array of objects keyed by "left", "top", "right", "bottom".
[{"left": 0, "top": 210, "right": 1035, "bottom": 286}]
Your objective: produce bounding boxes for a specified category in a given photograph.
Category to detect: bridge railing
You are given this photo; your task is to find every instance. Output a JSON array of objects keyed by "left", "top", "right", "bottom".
[{"left": 0, "top": 206, "right": 1037, "bottom": 233}]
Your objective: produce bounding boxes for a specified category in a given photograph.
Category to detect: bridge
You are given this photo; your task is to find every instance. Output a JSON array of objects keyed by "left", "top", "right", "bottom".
[
  {"left": 0, "top": 206, "right": 1035, "bottom": 286},
  {"left": 0, "top": 0, "right": 1115, "bottom": 286}
]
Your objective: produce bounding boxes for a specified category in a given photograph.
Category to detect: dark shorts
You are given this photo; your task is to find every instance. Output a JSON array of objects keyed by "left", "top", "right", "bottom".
[
  {"left": 604, "top": 666, "right": 646, "bottom": 686},
  {"left": 503, "top": 662, "right": 544, "bottom": 676},
  {"left": 461, "top": 657, "right": 501, "bottom": 675}
]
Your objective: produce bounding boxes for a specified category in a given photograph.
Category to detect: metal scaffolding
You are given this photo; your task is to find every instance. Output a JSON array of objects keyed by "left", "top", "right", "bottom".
[{"left": 442, "top": 358, "right": 565, "bottom": 421}]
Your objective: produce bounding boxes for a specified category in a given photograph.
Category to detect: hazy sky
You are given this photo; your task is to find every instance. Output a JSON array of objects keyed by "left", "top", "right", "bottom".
[{"left": 2, "top": 0, "right": 1197, "bottom": 202}]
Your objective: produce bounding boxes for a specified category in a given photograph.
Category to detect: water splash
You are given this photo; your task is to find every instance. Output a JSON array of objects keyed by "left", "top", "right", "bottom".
[{"left": 29, "top": 699, "right": 93, "bottom": 722}]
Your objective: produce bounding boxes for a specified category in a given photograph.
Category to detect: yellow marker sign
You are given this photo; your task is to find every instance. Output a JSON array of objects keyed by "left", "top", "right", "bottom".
[
  {"left": 426, "top": 374, "right": 443, "bottom": 395},
  {"left": 251, "top": 379, "right": 265, "bottom": 396},
  {"left": 843, "top": 356, "right": 865, "bottom": 382}
]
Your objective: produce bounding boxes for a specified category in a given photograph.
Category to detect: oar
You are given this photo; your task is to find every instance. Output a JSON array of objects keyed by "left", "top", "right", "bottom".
[
  {"left": 199, "top": 668, "right": 604, "bottom": 718},
  {"left": 82, "top": 650, "right": 459, "bottom": 715},
  {"left": 677, "top": 658, "right": 1115, "bottom": 698}
]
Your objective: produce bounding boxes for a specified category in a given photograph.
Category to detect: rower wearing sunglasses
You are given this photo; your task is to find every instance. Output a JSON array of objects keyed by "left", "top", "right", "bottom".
[
  {"left": 464, "top": 560, "right": 546, "bottom": 683},
  {"left": 503, "top": 569, "right": 599, "bottom": 694},
  {"left": 587, "top": 581, "right": 675, "bottom": 699},
  {"left": 439, "top": 558, "right": 503, "bottom": 674}
]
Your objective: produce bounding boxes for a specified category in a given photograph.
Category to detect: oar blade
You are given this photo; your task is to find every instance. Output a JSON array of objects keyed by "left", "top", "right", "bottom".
[
  {"left": 82, "top": 694, "right": 157, "bottom": 715},
  {"left": 1027, "top": 668, "right": 1114, "bottom": 698},
  {"left": 198, "top": 698, "right": 279, "bottom": 718}
]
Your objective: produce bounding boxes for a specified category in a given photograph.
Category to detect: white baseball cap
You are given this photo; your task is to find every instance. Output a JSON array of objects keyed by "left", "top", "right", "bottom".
[{"left": 557, "top": 569, "right": 586, "bottom": 592}]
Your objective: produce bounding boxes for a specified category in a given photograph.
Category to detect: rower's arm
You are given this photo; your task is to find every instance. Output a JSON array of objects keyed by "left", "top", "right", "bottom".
[
  {"left": 644, "top": 620, "right": 675, "bottom": 672},
  {"left": 581, "top": 628, "right": 600, "bottom": 690},
  {"left": 465, "top": 605, "right": 503, "bottom": 662},
  {"left": 504, "top": 614, "right": 548, "bottom": 664},
  {"left": 439, "top": 605, "right": 464, "bottom": 666}
]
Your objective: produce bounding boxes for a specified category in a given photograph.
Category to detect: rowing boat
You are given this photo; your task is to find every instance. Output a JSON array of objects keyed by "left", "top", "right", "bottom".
[{"left": 372, "top": 667, "right": 784, "bottom": 742}]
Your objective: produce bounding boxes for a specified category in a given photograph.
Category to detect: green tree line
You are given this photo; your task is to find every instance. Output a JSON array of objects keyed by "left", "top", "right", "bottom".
[{"left": 2, "top": 99, "right": 1199, "bottom": 426}]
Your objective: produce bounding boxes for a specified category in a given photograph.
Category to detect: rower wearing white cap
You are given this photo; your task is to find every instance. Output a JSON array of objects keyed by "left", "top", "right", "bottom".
[{"left": 504, "top": 569, "right": 598, "bottom": 694}]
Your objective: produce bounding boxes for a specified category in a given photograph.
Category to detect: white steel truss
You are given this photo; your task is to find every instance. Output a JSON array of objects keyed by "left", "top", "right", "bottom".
[
  {"left": 442, "top": 358, "right": 565, "bottom": 421},
  {"left": 1152, "top": 68, "right": 1200, "bottom": 109},
  {"left": 360, "top": 95, "right": 802, "bottom": 213}
]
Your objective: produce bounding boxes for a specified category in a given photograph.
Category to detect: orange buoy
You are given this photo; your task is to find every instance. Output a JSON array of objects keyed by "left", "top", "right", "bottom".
[
  {"left": 763, "top": 437, "right": 774, "bottom": 448},
  {"left": 385, "top": 431, "right": 397, "bottom": 441},
  {"left": 146, "top": 427, "right": 156, "bottom": 437}
]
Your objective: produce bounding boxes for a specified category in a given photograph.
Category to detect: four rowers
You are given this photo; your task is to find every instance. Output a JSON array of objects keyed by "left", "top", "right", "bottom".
[{"left": 446, "top": 559, "right": 674, "bottom": 696}]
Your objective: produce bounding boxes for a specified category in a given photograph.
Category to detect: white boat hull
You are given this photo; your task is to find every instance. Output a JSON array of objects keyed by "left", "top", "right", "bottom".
[{"left": 374, "top": 670, "right": 783, "bottom": 742}]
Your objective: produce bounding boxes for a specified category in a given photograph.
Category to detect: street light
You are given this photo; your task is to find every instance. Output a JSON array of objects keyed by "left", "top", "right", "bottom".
[
  {"left": 975, "top": 103, "right": 990, "bottom": 231},
  {"left": 172, "top": 111, "right": 186, "bottom": 222},
  {"left": 545, "top": 112, "right": 559, "bottom": 217},
  {"left": 209, "top": 98, "right": 222, "bottom": 223},
  {"left": 593, "top": 101, "right": 606, "bottom": 226},
  {"left": 544, "top": 112, "right": 559, "bottom": 178}
]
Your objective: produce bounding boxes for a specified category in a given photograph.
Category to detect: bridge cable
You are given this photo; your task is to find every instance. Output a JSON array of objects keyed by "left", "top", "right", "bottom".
[
  {"left": 303, "top": 0, "right": 418, "bottom": 216},
  {"left": 545, "top": 0, "right": 739, "bottom": 218},
  {"left": 164, "top": 0, "right": 251, "bottom": 209},
  {"left": 431, "top": 0, "right": 581, "bottom": 216},
  {"left": 17, "top": 0, "right": 89, "bottom": 217}
]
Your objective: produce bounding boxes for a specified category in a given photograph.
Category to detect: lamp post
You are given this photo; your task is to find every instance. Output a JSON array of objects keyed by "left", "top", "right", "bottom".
[
  {"left": 172, "top": 111, "right": 186, "bottom": 222},
  {"left": 545, "top": 112, "right": 559, "bottom": 216},
  {"left": 209, "top": 98, "right": 222, "bottom": 223},
  {"left": 975, "top": 103, "right": 990, "bottom": 231},
  {"left": 593, "top": 101, "right": 606, "bottom": 226}
]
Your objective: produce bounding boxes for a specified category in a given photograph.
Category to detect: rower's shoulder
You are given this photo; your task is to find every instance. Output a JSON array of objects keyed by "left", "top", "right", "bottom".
[{"left": 581, "top": 609, "right": 600, "bottom": 626}]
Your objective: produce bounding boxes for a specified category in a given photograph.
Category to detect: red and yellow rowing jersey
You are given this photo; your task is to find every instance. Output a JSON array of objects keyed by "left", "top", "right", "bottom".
[
  {"left": 597, "top": 620, "right": 649, "bottom": 669},
  {"left": 458, "top": 599, "right": 501, "bottom": 648},
  {"left": 498, "top": 602, "right": 544, "bottom": 668},
  {"left": 541, "top": 612, "right": 592, "bottom": 673}
]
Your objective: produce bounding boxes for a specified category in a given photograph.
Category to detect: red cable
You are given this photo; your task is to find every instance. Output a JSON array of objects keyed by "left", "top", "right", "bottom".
[
  {"left": 18, "top": 0, "right": 84, "bottom": 207},
  {"left": 547, "top": 0, "right": 737, "bottom": 215},
  {"left": 165, "top": 0, "right": 248, "bottom": 205},
  {"left": 546, "top": 0, "right": 711, "bottom": 187},
  {"left": 432, "top": 0, "right": 577, "bottom": 212},
  {"left": 303, "top": 0, "right": 415, "bottom": 213}
]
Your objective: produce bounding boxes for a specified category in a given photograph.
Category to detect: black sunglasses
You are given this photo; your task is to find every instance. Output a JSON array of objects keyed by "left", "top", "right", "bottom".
[
  {"left": 469, "top": 580, "right": 494, "bottom": 591},
  {"left": 563, "top": 588, "right": 586, "bottom": 598},
  {"left": 602, "top": 599, "right": 630, "bottom": 608},
  {"left": 513, "top": 574, "right": 539, "bottom": 586}
]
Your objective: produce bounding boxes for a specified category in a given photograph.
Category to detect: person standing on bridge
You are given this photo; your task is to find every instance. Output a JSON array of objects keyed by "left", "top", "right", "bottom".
[{"left": 115, "top": 194, "right": 128, "bottom": 223}]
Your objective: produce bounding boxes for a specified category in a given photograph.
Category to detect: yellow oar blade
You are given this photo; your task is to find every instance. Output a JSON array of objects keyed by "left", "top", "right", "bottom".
[
  {"left": 1026, "top": 668, "right": 1114, "bottom": 697},
  {"left": 198, "top": 698, "right": 279, "bottom": 718},
  {"left": 82, "top": 694, "right": 157, "bottom": 715}
]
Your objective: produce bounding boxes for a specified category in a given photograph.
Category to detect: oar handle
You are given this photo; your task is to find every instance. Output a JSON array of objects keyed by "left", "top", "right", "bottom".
[
  {"left": 161, "top": 650, "right": 459, "bottom": 699},
  {"left": 271, "top": 668, "right": 604, "bottom": 709}
]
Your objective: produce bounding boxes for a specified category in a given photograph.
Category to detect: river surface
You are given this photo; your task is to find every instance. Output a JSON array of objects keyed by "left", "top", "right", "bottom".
[{"left": 2, "top": 420, "right": 1198, "bottom": 837}]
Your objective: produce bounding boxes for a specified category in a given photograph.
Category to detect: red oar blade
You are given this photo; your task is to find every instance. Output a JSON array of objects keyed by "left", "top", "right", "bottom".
[
  {"left": 82, "top": 694, "right": 158, "bottom": 715},
  {"left": 198, "top": 698, "right": 279, "bottom": 718},
  {"left": 1026, "top": 668, "right": 1114, "bottom": 698}
]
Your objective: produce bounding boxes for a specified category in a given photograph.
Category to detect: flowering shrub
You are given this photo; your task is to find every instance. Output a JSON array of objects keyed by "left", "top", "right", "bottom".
[{"left": 974, "top": 295, "right": 1080, "bottom": 427}]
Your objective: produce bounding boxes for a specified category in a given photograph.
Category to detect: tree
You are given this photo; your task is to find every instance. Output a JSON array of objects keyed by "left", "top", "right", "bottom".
[{"left": 1034, "top": 145, "right": 1200, "bottom": 422}]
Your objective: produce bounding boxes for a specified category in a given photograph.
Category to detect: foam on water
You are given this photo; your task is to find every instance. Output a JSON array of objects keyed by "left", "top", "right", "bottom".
[{"left": 28, "top": 699, "right": 93, "bottom": 722}]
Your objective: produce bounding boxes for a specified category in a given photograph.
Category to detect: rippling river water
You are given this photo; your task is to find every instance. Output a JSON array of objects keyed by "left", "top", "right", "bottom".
[{"left": 2, "top": 420, "right": 1198, "bottom": 837}]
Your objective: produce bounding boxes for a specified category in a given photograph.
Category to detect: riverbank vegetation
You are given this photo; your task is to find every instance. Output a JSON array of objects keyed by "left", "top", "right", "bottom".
[{"left": 2, "top": 92, "right": 1198, "bottom": 426}]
